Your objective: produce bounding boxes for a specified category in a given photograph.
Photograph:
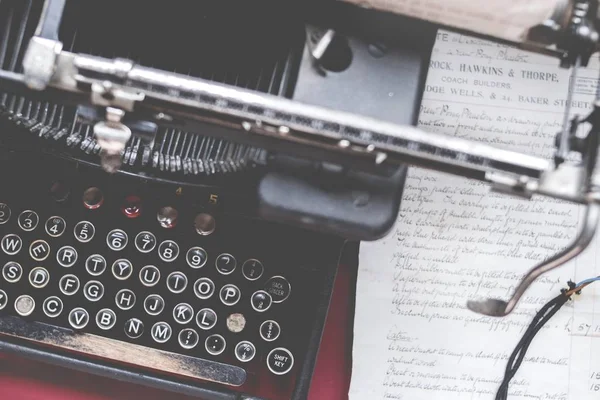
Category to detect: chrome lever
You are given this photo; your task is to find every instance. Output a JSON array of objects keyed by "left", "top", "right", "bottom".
[
  {"left": 467, "top": 200, "right": 600, "bottom": 316},
  {"left": 93, "top": 107, "right": 131, "bottom": 173}
]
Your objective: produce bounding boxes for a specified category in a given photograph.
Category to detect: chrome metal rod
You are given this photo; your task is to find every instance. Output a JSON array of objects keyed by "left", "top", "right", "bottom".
[
  {"left": 558, "top": 57, "right": 580, "bottom": 160},
  {"left": 67, "top": 54, "right": 551, "bottom": 183}
]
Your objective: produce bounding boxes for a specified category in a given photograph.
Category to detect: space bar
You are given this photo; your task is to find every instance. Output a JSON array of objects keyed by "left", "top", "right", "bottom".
[{"left": 0, "top": 316, "right": 247, "bottom": 386}]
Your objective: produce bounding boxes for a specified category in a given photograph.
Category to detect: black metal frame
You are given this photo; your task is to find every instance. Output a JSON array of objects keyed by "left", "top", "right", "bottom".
[{"left": 0, "top": 243, "right": 343, "bottom": 400}]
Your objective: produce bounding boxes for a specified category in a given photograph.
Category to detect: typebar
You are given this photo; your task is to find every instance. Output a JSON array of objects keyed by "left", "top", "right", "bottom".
[{"left": 0, "top": 316, "right": 247, "bottom": 386}]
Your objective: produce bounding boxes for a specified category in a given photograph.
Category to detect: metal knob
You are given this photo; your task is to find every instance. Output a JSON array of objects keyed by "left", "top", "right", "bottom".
[
  {"left": 122, "top": 195, "right": 142, "bottom": 218},
  {"left": 49, "top": 181, "right": 70, "bottom": 202},
  {"left": 82, "top": 187, "right": 104, "bottom": 210},
  {"left": 157, "top": 206, "right": 178, "bottom": 229},
  {"left": 194, "top": 213, "right": 216, "bottom": 236}
]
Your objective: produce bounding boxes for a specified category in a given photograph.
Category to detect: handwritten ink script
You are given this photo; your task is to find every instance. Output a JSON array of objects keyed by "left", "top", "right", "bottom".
[{"left": 350, "top": 31, "right": 600, "bottom": 400}]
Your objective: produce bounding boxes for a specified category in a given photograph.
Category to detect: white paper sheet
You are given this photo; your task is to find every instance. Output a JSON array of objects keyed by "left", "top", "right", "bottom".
[{"left": 350, "top": 31, "right": 600, "bottom": 400}]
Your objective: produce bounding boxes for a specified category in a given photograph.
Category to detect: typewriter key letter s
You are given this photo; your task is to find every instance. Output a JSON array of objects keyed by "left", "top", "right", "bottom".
[{"left": 3, "top": 262, "right": 22, "bottom": 283}]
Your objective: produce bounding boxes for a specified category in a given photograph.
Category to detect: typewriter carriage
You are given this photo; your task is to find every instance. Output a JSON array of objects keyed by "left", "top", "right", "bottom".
[{"left": 0, "top": 0, "right": 437, "bottom": 241}]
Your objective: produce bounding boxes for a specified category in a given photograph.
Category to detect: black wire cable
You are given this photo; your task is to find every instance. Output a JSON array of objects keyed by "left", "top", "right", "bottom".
[{"left": 495, "top": 287, "right": 573, "bottom": 400}]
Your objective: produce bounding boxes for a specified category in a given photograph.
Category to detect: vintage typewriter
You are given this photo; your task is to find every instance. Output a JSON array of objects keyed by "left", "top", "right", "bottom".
[
  {"left": 0, "top": 1, "right": 436, "bottom": 399},
  {"left": 1, "top": 0, "right": 600, "bottom": 399}
]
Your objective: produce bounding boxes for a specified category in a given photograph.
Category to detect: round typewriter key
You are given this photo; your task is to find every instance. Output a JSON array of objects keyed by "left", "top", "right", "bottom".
[
  {"left": 57, "top": 246, "right": 78, "bottom": 268},
  {"left": 85, "top": 254, "right": 106, "bottom": 276},
  {"left": 173, "top": 303, "right": 194, "bottom": 324},
  {"left": 107, "top": 229, "right": 128, "bottom": 251},
  {"left": 112, "top": 259, "right": 133, "bottom": 280},
  {"left": 18, "top": 210, "right": 39, "bottom": 231},
  {"left": 158, "top": 240, "right": 179, "bottom": 262},
  {"left": 178, "top": 328, "right": 199, "bottom": 350},
  {"left": 167, "top": 271, "right": 188, "bottom": 294},
  {"left": 0, "top": 203, "right": 11, "bottom": 224},
  {"left": 251, "top": 290, "right": 272, "bottom": 312},
  {"left": 196, "top": 308, "right": 217, "bottom": 330},
  {"left": 235, "top": 341, "right": 256, "bottom": 363},
  {"left": 157, "top": 206, "right": 178, "bottom": 229},
  {"left": 226, "top": 313, "right": 246, "bottom": 333},
  {"left": 2, "top": 234, "right": 22, "bottom": 255},
  {"left": 260, "top": 320, "right": 281, "bottom": 342},
  {"left": 15, "top": 295, "right": 35, "bottom": 317},
  {"left": 124, "top": 318, "right": 144, "bottom": 339},
  {"left": 205, "top": 334, "right": 226, "bottom": 356},
  {"left": 220, "top": 284, "right": 241, "bottom": 306},
  {"left": 115, "top": 289, "right": 136, "bottom": 310},
  {"left": 151, "top": 321, "right": 172, "bottom": 344},
  {"left": 84, "top": 280, "right": 104, "bottom": 302},
  {"left": 43, "top": 296, "right": 63, "bottom": 318},
  {"left": 68, "top": 307, "right": 89, "bottom": 330},
  {"left": 59, "top": 274, "right": 80, "bottom": 296},
  {"left": 267, "top": 348, "right": 294, "bottom": 375},
  {"left": 193, "top": 277, "right": 215, "bottom": 300},
  {"left": 186, "top": 246, "right": 207, "bottom": 269},
  {"left": 45, "top": 216, "right": 66, "bottom": 237},
  {"left": 29, "top": 239, "right": 50, "bottom": 262},
  {"left": 135, "top": 231, "right": 156, "bottom": 253},
  {"left": 144, "top": 294, "right": 165, "bottom": 316},
  {"left": 96, "top": 308, "right": 117, "bottom": 330},
  {"left": 82, "top": 187, "right": 103, "bottom": 210},
  {"left": 0, "top": 290, "right": 7, "bottom": 310},
  {"left": 3, "top": 261, "right": 22, "bottom": 283},
  {"left": 29, "top": 267, "right": 50, "bottom": 289},
  {"left": 194, "top": 213, "right": 216, "bottom": 236},
  {"left": 242, "top": 259, "right": 264, "bottom": 281},
  {"left": 264, "top": 276, "right": 291, "bottom": 303},
  {"left": 215, "top": 253, "right": 236, "bottom": 275},
  {"left": 139, "top": 265, "right": 160, "bottom": 287},
  {"left": 74, "top": 221, "right": 95, "bottom": 243},
  {"left": 122, "top": 195, "right": 142, "bottom": 218}
]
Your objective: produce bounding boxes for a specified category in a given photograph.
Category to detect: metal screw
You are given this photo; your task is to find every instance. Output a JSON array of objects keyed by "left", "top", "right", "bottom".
[
  {"left": 368, "top": 43, "right": 388, "bottom": 58},
  {"left": 352, "top": 191, "right": 370, "bottom": 207}
]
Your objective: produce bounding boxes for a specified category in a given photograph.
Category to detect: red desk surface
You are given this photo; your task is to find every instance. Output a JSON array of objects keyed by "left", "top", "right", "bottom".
[{"left": 0, "top": 263, "right": 355, "bottom": 400}]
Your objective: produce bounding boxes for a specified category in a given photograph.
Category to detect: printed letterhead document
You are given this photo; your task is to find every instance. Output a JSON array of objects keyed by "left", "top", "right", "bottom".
[{"left": 350, "top": 31, "right": 600, "bottom": 400}]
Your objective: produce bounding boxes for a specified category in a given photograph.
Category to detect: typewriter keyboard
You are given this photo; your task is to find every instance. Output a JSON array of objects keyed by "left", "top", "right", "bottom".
[{"left": 0, "top": 157, "right": 339, "bottom": 399}]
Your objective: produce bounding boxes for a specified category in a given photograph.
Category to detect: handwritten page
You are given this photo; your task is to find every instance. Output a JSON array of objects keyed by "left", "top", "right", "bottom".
[{"left": 350, "top": 31, "right": 600, "bottom": 400}]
